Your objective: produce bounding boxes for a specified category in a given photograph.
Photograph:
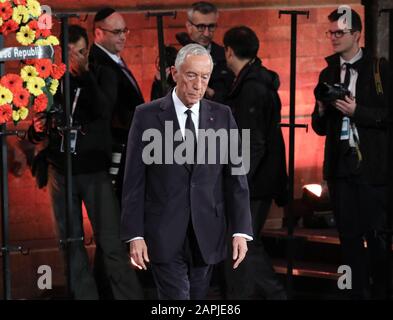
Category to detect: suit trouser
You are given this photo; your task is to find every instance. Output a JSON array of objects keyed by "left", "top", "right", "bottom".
[
  {"left": 150, "top": 224, "right": 213, "bottom": 300},
  {"left": 47, "top": 166, "right": 143, "bottom": 300},
  {"left": 328, "top": 178, "right": 387, "bottom": 299},
  {"left": 223, "top": 199, "right": 286, "bottom": 299}
]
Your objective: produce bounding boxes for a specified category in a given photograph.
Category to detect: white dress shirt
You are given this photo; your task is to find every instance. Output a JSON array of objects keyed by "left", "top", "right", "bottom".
[
  {"left": 172, "top": 88, "right": 199, "bottom": 142},
  {"left": 95, "top": 42, "right": 122, "bottom": 64},
  {"left": 339, "top": 48, "right": 362, "bottom": 147}
]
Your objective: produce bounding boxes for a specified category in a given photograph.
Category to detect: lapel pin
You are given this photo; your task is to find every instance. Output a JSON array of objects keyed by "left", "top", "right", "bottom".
[{"left": 209, "top": 117, "right": 214, "bottom": 121}]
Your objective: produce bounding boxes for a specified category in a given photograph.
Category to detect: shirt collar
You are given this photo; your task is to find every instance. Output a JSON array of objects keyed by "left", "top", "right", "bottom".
[
  {"left": 340, "top": 48, "right": 363, "bottom": 67},
  {"left": 206, "top": 43, "right": 212, "bottom": 54},
  {"left": 172, "top": 88, "right": 200, "bottom": 116},
  {"left": 95, "top": 42, "right": 122, "bottom": 64}
]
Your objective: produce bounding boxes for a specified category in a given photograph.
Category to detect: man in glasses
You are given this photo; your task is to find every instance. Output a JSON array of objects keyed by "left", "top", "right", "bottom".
[
  {"left": 89, "top": 7, "right": 145, "bottom": 203},
  {"left": 184, "top": 1, "right": 234, "bottom": 103},
  {"left": 312, "top": 7, "right": 391, "bottom": 299},
  {"left": 88, "top": 7, "right": 145, "bottom": 299}
]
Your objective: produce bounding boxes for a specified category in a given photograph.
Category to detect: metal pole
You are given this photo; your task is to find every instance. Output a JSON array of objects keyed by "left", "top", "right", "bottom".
[
  {"left": 380, "top": 7, "right": 393, "bottom": 301},
  {"left": 379, "top": 8, "right": 393, "bottom": 300},
  {"left": 57, "top": 13, "right": 78, "bottom": 298},
  {"left": 146, "top": 11, "right": 176, "bottom": 95},
  {"left": 0, "top": 34, "right": 11, "bottom": 300},
  {"left": 279, "top": 10, "right": 309, "bottom": 300}
]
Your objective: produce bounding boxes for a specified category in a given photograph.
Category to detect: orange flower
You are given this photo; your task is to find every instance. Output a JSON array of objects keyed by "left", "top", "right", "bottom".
[
  {"left": 0, "top": 20, "right": 19, "bottom": 36},
  {"left": 0, "top": 104, "right": 12, "bottom": 124},
  {"left": 51, "top": 63, "right": 66, "bottom": 80},
  {"left": 12, "top": 87, "right": 30, "bottom": 108},
  {"left": 28, "top": 20, "right": 51, "bottom": 39},
  {"left": 0, "top": 2, "right": 13, "bottom": 21},
  {"left": 0, "top": 74, "right": 23, "bottom": 91},
  {"left": 13, "top": 0, "right": 27, "bottom": 5},
  {"left": 34, "top": 59, "right": 52, "bottom": 78},
  {"left": 33, "top": 93, "right": 48, "bottom": 112}
]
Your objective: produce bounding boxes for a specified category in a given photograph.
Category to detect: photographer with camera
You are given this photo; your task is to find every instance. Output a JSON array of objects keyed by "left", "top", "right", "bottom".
[
  {"left": 28, "top": 25, "right": 142, "bottom": 300},
  {"left": 312, "top": 8, "right": 391, "bottom": 299}
]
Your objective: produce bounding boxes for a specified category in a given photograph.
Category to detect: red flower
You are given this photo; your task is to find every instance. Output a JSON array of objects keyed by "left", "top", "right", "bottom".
[
  {"left": 28, "top": 20, "right": 38, "bottom": 32},
  {"left": 0, "top": 20, "right": 19, "bottom": 36},
  {"left": 0, "top": 104, "right": 12, "bottom": 124},
  {"left": 0, "top": 2, "right": 12, "bottom": 21},
  {"left": 51, "top": 63, "right": 66, "bottom": 80},
  {"left": 12, "top": 87, "right": 30, "bottom": 108},
  {"left": 13, "top": 0, "right": 27, "bottom": 5},
  {"left": 0, "top": 74, "right": 23, "bottom": 91},
  {"left": 33, "top": 94, "right": 48, "bottom": 112},
  {"left": 34, "top": 59, "right": 52, "bottom": 78},
  {"left": 28, "top": 20, "right": 51, "bottom": 39}
]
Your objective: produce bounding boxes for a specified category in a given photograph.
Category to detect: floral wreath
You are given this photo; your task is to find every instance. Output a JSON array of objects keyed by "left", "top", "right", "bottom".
[{"left": 0, "top": 0, "right": 65, "bottom": 125}]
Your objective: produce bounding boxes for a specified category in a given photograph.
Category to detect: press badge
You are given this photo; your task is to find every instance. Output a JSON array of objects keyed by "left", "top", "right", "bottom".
[
  {"left": 340, "top": 117, "right": 350, "bottom": 140},
  {"left": 60, "top": 130, "right": 78, "bottom": 153},
  {"left": 60, "top": 88, "right": 81, "bottom": 154}
]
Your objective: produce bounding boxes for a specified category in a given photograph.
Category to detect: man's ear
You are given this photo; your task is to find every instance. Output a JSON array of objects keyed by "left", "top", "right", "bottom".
[
  {"left": 226, "top": 46, "right": 234, "bottom": 59},
  {"left": 171, "top": 66, "right": 178, "bottom": 83},
  {"left": 354, "top": 30, "right": 361, "bottom": 43},
  {"left": 185, "top": 20, "right": 192, "bottom": 35},
  {"left": 94, "top": 27, "right": 103, "bottom": 41}
]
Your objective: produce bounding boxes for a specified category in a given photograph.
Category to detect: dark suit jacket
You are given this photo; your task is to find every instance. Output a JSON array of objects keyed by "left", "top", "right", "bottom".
[
  {"left": 312, "top": 50, "right": 391, "bottom": 184},
  {"left": 89, "top": 44, "right": 145, "bottom": 144},
  {"left": 121, "top": 91, "right": 253, "bottom": 264}
]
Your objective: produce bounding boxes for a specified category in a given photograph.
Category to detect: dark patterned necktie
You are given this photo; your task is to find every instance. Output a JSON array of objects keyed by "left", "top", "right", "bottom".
[
  {"left": 343, "top": 62, "right": 353, "bottom": 89},
  {"left": 185, "top": 109, "right": 197, "bottom": 168}
]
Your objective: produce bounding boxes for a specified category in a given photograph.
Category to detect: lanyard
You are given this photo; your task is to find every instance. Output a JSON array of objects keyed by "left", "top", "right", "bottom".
[{"left": 70, "top": 88, "right": 81, "bottom": 126}]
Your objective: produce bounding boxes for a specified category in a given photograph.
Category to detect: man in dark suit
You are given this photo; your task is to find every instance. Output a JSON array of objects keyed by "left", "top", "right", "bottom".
[
  {"left": 121, "top": 44, "right": 253, "bottom": 300},
  {"left": 88, "top": 7, "right": 145, "bottom": 299},
  {"left": 312, "top": 8, "right": 391, "bottom": 299},
  {"left": 89, "top": 7, "right": 145, "bottom": 199},
  {"left": 183, "top": 1, "right": 234, "bottom": 103}
]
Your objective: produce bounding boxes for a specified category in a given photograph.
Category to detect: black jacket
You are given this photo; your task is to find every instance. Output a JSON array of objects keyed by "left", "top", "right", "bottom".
[
  {"left": 209, "top": 42, "right": 235, "bottom": 103},
  {"left": 89, "top": 44, "right": 145, "bottom": 145},
  {"left": 311, "top": 50, "right": 391, "bottom": 184},
  {"left": 226, "top": 58, "right": 288, "bottom": 205},
  {"left": 28, "top": 66, "right": 117, "bottom": 175}
]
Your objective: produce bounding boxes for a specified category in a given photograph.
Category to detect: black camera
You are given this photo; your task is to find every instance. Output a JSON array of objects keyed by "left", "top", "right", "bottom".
[
  {"left": 314, "top": 82, "right": 351, "bottom": 103},
  {"left": 47, "top": 103, "right": 64, "bottom": 129}
]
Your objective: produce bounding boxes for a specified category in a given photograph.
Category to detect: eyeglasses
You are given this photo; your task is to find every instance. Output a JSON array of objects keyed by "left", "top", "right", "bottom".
[
  {"left": 188, "top": 20, "right": 217, "bottom": 32},
  {"left": 99, "top": 27, "right": 130, "bottom": 36},
  {"left": 325, "top": 30, "right": 353, "bottom": 39}
]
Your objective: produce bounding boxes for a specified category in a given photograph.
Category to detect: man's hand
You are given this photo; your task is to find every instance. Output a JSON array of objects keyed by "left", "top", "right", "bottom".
[
  {"left": 32, "top": 112, "right": 47, "bottom": 133},
  {"left": 232, "top": 236, "right": 248, "bottom": 269},
  {"left": 129, "top": 239, "right": 150, "bottom": 270},
  {"left": 334, "top": 96, "right": 357, "bottom": 116},
  {"left": 69, "top": 45, "right": 89, "bottom": 76}
]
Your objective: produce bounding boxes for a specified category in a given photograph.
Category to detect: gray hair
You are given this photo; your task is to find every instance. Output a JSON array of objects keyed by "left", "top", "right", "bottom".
[
  {"left": 174, "top": 43, "right": 213, "bottom": 72},
  {"left": 187, "top": 1, "right": 218, "bottom": 20}
]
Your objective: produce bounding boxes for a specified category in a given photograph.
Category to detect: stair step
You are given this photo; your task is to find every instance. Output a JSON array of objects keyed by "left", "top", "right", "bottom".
[
  {"left": 262, "top": 227, "right": 340, "bottom": 245},
  {"left": 271, "top": 258, "right": 340, "bottom": 280}
]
